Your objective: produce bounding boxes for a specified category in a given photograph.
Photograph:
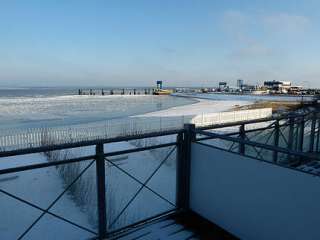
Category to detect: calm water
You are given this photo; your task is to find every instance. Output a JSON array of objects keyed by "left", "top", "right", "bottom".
[
  {"left": 0, "top": 87, "right": 76, "bottom": 98},
  {"left": 0, "top": 87, "right": 157, "bottom": 98},
  {"left": 0, "top": 88, "right": 196, "bottom": 130}
]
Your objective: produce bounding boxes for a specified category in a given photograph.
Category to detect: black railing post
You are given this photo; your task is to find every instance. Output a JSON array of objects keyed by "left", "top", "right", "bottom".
[
  {"left": 298, "top": 116, "right": 305, "bottom": 152},
  {"left": 273, "top": 120, "right": 280, "bottom": 163},
  {"left": 176, "top": 124, "right": 195, "bottom": 211},
  {"left": 288, "top": 116, "right": 295, "bottom": 151},
  {"left": 309, "top": 112, "right": 317, "bottom": 152},
  {"left": 239, "top": 124, "right": 246, "bottom": 155},
  {"left": 96, "top": 143, "right": 107, "bottom": 239},
  {"left": 176, "top": 132, "right": 185, "bottom": 210},
  {"left": 316, "top": 115, "right": 320, "bottom": 152}
]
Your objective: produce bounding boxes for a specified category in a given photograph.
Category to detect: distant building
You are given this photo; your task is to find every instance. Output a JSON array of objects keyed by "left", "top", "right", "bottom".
[
  {"left": 237, "top": 79, "right": 244, "bottom": 89},
  {"left": 264, "top": 80, "right": 292, "bottom": 93},
  {"left": 156, "top": 81, "right": 163, "bottom": 90},
  {"left": 218, "top": 82, "right": 228, "bottom": 91},
  {"left": 288, "top": 86, "right": 303, "bottom": 94},
  {"left": 242, "top": 84, "right": 257, "bottom": 92}
]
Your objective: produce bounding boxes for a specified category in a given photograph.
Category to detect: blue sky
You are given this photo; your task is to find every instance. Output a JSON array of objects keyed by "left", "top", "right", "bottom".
[{"left": 0, "top": 0, "right": 319, "bottom": 87}]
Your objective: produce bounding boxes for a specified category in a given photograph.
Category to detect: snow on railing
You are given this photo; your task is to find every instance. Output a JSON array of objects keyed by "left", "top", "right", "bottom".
[{"left": 0, "top": 108, "right": 272, "bottom": 151}]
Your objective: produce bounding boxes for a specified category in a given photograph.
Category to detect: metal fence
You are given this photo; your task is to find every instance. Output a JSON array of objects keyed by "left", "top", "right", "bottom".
[
  {"left": 0, "top": 109, "right": 318, "bottom": 239},
  {"left": 195, "top": 110, "right": 320, "bottom": 167},
  {"left": 0, "top": 130, "right": 184, "bottom": 239},
  {"left": 0, "top": 108, "right": 272, "bottom": 152}
]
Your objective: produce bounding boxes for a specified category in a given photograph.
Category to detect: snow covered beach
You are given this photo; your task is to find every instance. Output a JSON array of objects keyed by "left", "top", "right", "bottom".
[{"left": 137, "top": 98, "right": 251, "bottom": 117}]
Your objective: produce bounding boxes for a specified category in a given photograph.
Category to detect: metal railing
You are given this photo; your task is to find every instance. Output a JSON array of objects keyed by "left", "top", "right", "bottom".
[
  {"left": 0, "top": 129, "right": 189, "bottom": 239},
  {"left": 194, "top": 110, "right": 320, "bottom": 173},
  {"left": 0, "top": 109, "right": 318, "bottom": 239}
]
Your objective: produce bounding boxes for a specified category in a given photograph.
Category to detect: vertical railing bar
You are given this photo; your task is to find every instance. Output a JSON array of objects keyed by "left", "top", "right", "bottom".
[
  {"left": 96, "top": 143, "right": 107, "bottom": 239},
  {"left": 287, "top": 117, "right": 295, "bottom": 151},
  {"left": 298, "top": 116, "right": 305, "bottom": 152},
  {"left": 316, "top": 116, "right": 320, "bottom": 152},
  {"left": 273, "top": 120, "right": 280, "bottom": 163},
  {"left": 182, "top": 124, "right": 195, "bottom": 210},
  {"left": 176, "top": 132, "right": 185, "bottom": 210},
  {"left": 309, "top": 112, "right": 317, "bottom": 152},
  {"left": 239, "top": 124, "right": 246, "bottom": 155}
]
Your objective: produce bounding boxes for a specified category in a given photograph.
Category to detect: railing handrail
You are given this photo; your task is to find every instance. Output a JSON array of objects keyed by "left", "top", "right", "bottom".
[{"left": 0, "top": 129, "right": 183, "bottom": 158}]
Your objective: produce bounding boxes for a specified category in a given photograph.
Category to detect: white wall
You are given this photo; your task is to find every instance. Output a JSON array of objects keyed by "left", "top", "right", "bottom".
[
  {"left": 190, "top": 143, "right": 320, "bottom": 240},
  {"left": 191, "top": 108, "right": 272, "bottom": 126}
]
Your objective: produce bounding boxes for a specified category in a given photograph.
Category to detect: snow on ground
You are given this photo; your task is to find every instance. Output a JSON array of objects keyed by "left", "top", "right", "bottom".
[
  {"left": 139, "top": 98, "right": 251, "bottom": 117},
  {"left": 0, "top": 139, "right": 176, "bottom": 239},
  {"left": 103, "top": 141, "right": 176, "bottom": 231},
  {"left": 0, "top": 154, "right": 95, "bottom": 240}
]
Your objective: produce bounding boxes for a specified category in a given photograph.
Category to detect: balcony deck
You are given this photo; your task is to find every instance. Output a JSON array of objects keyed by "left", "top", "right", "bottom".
[{"left": 108, "top": 212, "right": 237, "bottom": 240}]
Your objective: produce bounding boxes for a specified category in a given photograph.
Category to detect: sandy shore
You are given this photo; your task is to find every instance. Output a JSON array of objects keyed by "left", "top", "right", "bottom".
[{"left": 139, "top": 98, "right": 252, "bottom": 117}]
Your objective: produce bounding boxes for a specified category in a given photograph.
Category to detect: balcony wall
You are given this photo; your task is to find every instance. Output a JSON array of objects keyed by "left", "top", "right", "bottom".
[{"left": 190, "top": 143, "right": 320, "bottom": 240}]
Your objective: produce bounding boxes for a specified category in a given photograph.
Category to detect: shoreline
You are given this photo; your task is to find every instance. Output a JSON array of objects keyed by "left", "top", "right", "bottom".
[
  {"left": 172, "top": 92, "right": 315, "bottom": 103},
  {"left": 138, "top": 98, "right": 252, "bottom": 117},
  {"left": 171, "top": 92, "right": 317, "bottom": 114}
]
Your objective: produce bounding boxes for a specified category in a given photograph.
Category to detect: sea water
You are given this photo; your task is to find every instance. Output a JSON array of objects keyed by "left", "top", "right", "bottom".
[{"left": 0, "top": 87, "right": 196, "bottom": 131}]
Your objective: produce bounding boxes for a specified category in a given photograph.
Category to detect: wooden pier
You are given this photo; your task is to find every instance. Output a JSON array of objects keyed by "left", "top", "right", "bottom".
[{"left": 78, "top": 88, "right": 158, "bottom": 96}]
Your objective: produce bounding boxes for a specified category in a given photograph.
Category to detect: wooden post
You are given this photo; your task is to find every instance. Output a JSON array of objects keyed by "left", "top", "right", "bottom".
[{"left": 96, "top": 143, "right": 107, "bottom": 238}]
